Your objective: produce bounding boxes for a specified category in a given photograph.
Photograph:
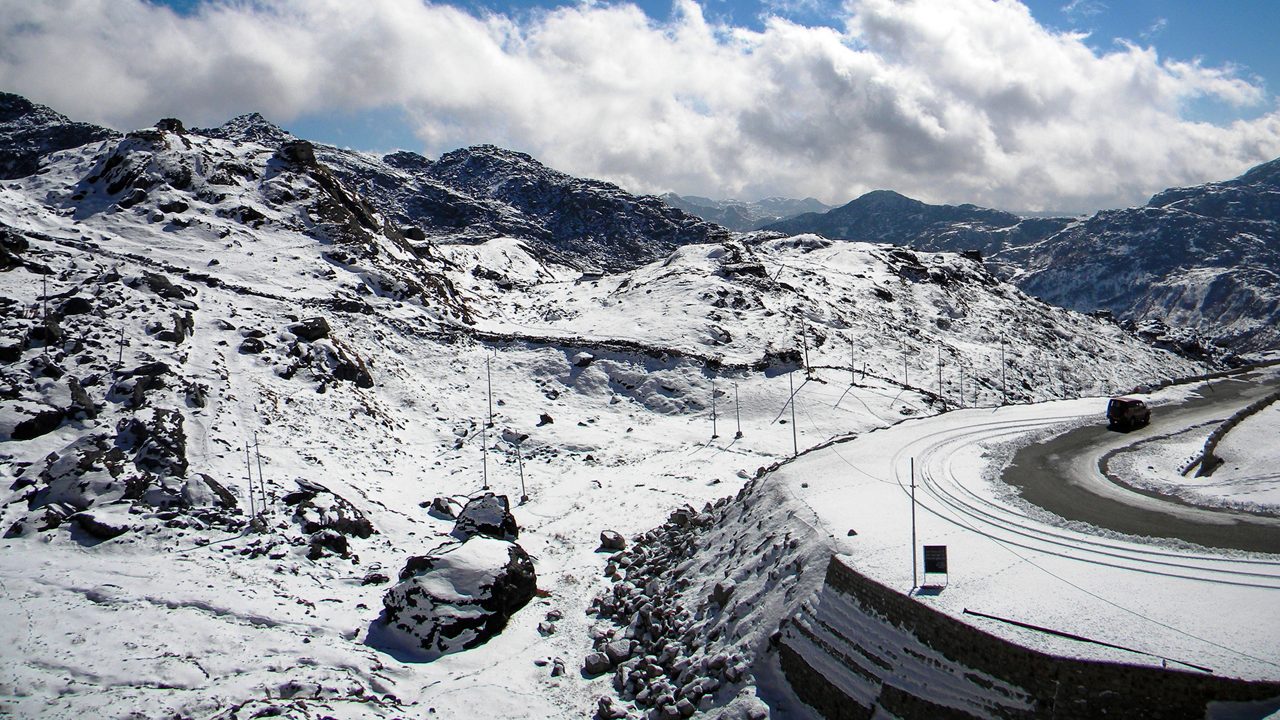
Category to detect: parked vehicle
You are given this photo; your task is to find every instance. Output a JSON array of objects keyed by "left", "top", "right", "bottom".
[{"left": 1107, "top": 396, "right": 1151, "bottom": 430}]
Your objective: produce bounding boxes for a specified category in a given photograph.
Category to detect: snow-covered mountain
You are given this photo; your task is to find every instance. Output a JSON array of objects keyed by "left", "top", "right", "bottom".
[
  {"left": 198, "top": 112, "right": 727, "bottom": 272},
  {"left": 0, "top": 95, "right": 1212, "bottom": 719},
  {"left": 758, "top": 168, "right": 1280, "bottom": 357},
  {"left": 760, "top": 189, "right": 1072, "bottom": 258},
  {"left": 1011, "top": 158, "right": 1280, "bottom": 355},
  {"left": 660, "top": 193, "right": 831, "bottom": 232}
]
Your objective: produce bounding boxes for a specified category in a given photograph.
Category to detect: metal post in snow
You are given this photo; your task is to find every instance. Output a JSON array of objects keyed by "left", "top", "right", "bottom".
[
  {"left": 789, "top": 370, "right": 798, "bottom": 457},
  {"left": 481, "top": 419, "right": 489, "bottom": 492},
  {"left": 117, "top": 324, "right": 125, "bottom": 369},
  {"left": 41, "top": 273, "right": 48, "bottom": 356},
  {"left": 734, "top": 382, "right": 742, "bottom": 439},
  {"left": 254, "top": 432, "right": 267, "bottom": 516},
  {"left": 850, "top": 337, "right": 855, "bottom": 385},
  {"left": 245, "top": 442, "right": 256, "bottom": 521},
  {"left": 937, "top": 345, "right": 942, "bottom": 407},
  {"left": 485, "top": 356, "right": 494, "bottom": 428},
  {"left": 711, "top": 379, "right": 719, "bottom": 439},
  {"left": 911, "top": 456, "right": 918, "bottom": 591},
  {"left": 516, "top": 441, "right": 527, "bottom": 504},
  {"left": 800, "top": 321, "right": 811, "bottom": 379}
]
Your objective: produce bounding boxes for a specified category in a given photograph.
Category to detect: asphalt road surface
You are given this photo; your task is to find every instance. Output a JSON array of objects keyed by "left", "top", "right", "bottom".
[{"left": 1004, "top": 368, "right": 1280, "bottom": 554}]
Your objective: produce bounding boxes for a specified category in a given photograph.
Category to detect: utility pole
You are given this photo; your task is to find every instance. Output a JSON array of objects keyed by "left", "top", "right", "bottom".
[
  {"left": 733, "top": 382, "right": 742, "bottom": 439},
  {"left": 800, "top": 321, "right": 811, "bottom": 379},
  {"left": 515, "top": 439, "right": 527, "bottom": 504},
  {"left": 41, "top": 273, "right": 48, "bottom": 357},
  {"left": 481, "top": 419, "right": 489, "bottom": 491},
  {"left": 850, "top": 337, "right": 856, "bottom": 385},
  {"left": 911, "top": 457, "right": 918, "bottom": 590},
  {"left": 711, "top": 380, "right": 719, "bottom": 439},
  {"left": 485, "top": 356, "right": 494, "bottom": 428},
  {"left": 959, "top": 362, "right": 965, "bottom": 409},
  {"left": 116, "top": 324, "right": 125, "bottom": 368},
  {"left": 244, "top": 442, "right": 256, "bottom": 521},
  {"left": 254, "top": 432, "right": 266, "bottom": 516},
  {"left": 1000, "top": 337, "right": 1007, "bottom": 406},
  {"left": 937, "top": 345, "right": 942, "bottom": 407},
  {"left": 789, "top": 371, "right": 798, "bottom": 457}
]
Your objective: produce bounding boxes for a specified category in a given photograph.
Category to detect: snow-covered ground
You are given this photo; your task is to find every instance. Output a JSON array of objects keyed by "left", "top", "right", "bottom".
[{"left": 775, "top": 386, "right": 1280, "bottom": 682}]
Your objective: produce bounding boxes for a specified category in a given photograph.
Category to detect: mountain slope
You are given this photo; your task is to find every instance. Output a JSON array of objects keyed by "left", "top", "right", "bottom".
[{"left": 1011, "top": 157, "right": 1280, "bottom": 354}]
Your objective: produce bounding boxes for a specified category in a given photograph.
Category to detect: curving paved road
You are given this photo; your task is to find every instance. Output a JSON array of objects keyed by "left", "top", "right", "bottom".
[{"left": 1003, "top": 368, "right": 1280, "bottom": 554}]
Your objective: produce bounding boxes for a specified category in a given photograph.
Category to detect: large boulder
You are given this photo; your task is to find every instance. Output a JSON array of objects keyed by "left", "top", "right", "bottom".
[
  {"left": 452, "top": 492, "right": 519, "bottom": 541},
  {"left": 381, "top": 537, "right": 536, "bottom": 656}
]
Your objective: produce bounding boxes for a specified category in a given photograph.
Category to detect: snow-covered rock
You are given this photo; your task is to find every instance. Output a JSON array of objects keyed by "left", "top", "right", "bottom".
[
  {"left": 452, "top": 492, "right": 519, "bottom": 541},
  {"left": 381, "top": 537, "right": 537, "bottom": 656}
]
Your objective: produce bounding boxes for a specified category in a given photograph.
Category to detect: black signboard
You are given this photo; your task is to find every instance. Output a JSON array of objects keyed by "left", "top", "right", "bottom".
[{"left": 923, "top": 545, "right": 948, "bottom": 574}]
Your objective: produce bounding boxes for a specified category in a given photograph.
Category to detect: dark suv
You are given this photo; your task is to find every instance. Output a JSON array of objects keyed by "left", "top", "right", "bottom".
[{"left": 1107, "top": 397, "right": 1151, "bottom": 431}]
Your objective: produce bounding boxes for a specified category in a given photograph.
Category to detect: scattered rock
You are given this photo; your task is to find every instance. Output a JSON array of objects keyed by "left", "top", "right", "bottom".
[
  {"left": 11, "top": 407, "right": 66, "bottom": 441},
  {"left": 599, "top": 529, "right": 627, "bottom": 552},
  {"left": 361, "top": 572, "right": 390, "bottom": 586},
  {"left": 307, "top": 528, "right": 349, "bottom": 560},
  {"left": 583, "top": 652, "right": 611, "bottom": 676},
  {"left": 711, "top": 580, "right": 736, "bottom": 607},
  {"left": 288, "top": 316, "right": 331, "bottom": 342},
  {"left": 239, "top": 337, "right": 266, "bottom": 354},
  {"left": 426, "top": 496, "right": 458, "bottom": 519},
  {"left": 282, "top": 479, "right": 375, "bottom": 539},
  {"left": 452, "top": 492, "right": 518, "bottom": 541},
  {"left": 537, "top": 413, "right": 554, "bottom": 426},
  {"left": 71, "top": 507, "right": 132, "bottom": 540}
]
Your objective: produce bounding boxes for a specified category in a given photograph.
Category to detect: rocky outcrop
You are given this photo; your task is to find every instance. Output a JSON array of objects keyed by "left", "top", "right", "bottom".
[{"left": 0, "top": 92, "right": 118, "bottom": 179}]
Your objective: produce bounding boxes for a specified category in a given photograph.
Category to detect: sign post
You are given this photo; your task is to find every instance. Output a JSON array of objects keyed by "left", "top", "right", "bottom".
[{"left": 922, "top": 545, "right": 949, "bottom": 588}]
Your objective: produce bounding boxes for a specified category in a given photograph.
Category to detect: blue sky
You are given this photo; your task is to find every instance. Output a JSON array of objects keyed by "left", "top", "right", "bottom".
[{"left": 5, "top": 0, "right": 1279, "bottom": 211}]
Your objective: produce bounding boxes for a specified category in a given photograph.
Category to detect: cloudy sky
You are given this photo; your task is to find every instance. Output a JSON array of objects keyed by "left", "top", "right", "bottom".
[{"left": 2, "top": 0, "right": 1278, "bottom": 213}]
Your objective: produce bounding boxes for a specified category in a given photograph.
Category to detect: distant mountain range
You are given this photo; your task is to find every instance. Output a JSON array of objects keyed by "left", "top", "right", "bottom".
[
  {"left": 659, "top": 193, "right": 831, "bottom": 231},
  {"left": 754, "top": 169, "right": 1280, "bottom": 356}
]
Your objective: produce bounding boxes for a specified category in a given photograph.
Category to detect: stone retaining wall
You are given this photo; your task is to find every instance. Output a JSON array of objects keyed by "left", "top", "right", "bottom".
[{"left": 779, "top": 555, "right": 1280, "bottom": 719}]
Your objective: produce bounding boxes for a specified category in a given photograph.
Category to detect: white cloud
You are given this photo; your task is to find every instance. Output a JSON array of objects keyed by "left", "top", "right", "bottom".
[{"left": 1, "top": 0, "right": 1278, "bottom": 211}]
